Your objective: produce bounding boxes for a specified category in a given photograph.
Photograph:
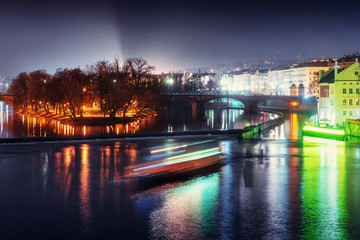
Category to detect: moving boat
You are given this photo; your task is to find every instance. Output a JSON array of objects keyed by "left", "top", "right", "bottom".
[{"left": 125, "top": 147, "right": 223, "bottom": 178}]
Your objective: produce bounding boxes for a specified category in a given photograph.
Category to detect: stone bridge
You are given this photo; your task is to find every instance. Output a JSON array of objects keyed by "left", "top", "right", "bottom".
[
  {"left": 0, "top": 94, "right": 14, "bottom": 106},
  {"left": 163, "top": 93, "right": 314, "bottom": 114},
  {"left": 1, "top": 93, "right": 316, "bottom": 114}
]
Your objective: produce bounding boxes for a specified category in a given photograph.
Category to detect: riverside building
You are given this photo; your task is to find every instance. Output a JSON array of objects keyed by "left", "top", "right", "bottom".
[{"left": 318, "top": 59, "right": 360, "bottom": 127}]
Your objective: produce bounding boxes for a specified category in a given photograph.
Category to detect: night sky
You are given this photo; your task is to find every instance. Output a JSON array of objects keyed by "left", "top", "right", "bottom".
[{"left": 1, "top": 0, "right": 359, "bottom": 76}]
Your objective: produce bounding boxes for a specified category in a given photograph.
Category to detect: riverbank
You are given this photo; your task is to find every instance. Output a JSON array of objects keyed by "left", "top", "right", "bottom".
[
  {"left": 0, "top": 109, "right": 283, "bottom": 143},
  {"left": 20, "top": 109, "right": 153, "bottom": 126},
  {"left": 0, "top": 129, "right": 245, "bottom": 144}
]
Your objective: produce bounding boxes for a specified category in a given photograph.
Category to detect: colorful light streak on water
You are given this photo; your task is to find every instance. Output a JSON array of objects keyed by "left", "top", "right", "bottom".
[
  {"left": 148, "top": 173, "right": 220, "bottom": 239},
  {"left": 301, "top": 141, "right": 349, "bottom": 239}
]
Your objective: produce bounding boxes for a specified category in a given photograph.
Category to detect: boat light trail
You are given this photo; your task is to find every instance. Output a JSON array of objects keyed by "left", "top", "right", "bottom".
[
  {"left": 144, "top": 150, "right": 186, "bottom": 161},
  {"left": 151, "top": 144, "right": 188, "bottom": 154},
  {"left": 133, "top": 147, "right": 222, "bottom": 172}
]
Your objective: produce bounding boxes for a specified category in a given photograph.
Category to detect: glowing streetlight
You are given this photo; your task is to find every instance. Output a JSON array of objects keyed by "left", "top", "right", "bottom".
[{"left": 166, "top": 77, "right": 174, "bottom": 93}]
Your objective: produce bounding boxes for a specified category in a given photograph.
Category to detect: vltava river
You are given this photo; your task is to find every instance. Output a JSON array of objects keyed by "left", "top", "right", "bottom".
[
  {"left": 1, "top": 101, "right": 359, "bottom": 239},
  {"left": 0, "top": 102, "right": 277, "bottom": 138}
]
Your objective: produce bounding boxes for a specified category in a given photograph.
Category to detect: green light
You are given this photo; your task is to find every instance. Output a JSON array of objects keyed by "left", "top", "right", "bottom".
[
  {"left": 166, "top": 150, "right": 221, "bottom": 165},
  {"left": 187, "top": 140, "right": 215, "bottom": 146},
  {"left": 303, "top": 136, "right": 345, "bottom": 145},
  {"left": 303, "top": 126, "right": 344, "bottom": 135},
  {"left": 166, "top": 147, "right": 220, "bottom": 161},
  {"left": 301, "top": 138, "right": 348, "bottom": 239}
]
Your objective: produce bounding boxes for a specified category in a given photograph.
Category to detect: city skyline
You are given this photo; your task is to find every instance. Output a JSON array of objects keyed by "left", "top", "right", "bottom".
[{"left": 1, "top": 0, "right": 360, "bottom": 76}]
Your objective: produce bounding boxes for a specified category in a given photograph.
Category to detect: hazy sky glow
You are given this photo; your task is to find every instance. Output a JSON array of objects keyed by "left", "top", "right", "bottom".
[{"left": 1, "top": 0, "right": 360, "bottom": 76}]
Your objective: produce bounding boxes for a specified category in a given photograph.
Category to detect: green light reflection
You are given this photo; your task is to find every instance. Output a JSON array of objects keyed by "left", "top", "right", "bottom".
[
  {"left": 301, "top": 142, "right": 349, "bottom": 239},
  {"left": 150, "top": 173, "right": 220, "bottom": 239}
]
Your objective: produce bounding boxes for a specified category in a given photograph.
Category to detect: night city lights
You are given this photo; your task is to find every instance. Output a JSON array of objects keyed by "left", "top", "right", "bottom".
[{"left": 0, "top": 0, "right": 360, "bottom": 239}]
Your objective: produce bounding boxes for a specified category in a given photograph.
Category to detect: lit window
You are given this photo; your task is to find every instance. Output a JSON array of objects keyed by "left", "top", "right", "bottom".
[
  {"left": 350, "top": 88, "right": 353, "bottom": 94},
  {"left": 350, "top": 99, "right": 353, "bottom": 105},
  {"left": 343, "top": 99, "right": 346, "bottom": 105},
  {"left": 343, "top": 88, "right": 346, "bottom": 94},
  {"left": 357, "top": 99, "right": 360, "bottom": 105}
]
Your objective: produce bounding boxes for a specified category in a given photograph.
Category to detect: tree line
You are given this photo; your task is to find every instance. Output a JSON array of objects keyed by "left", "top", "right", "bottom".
[{"left": 8, "top": 58, "right": 163, "bottom": 121}]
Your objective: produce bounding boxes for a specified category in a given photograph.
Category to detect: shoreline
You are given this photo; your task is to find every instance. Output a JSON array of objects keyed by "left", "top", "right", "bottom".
[
  {"left": 18, "top": 110, "right": 153, "bottom": 126},
  {"left": 0, "top": 109, "right": 286, "bottom": 144},
  {"left": 0, "top": 129, "right": 245, "bottom": 144}
]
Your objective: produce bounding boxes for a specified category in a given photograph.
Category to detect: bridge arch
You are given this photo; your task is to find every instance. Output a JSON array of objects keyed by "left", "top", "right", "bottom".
[
  {"left": 0, "top": 94, "right": 14, "bottom": 107},
  {"left": 207, "top": 98, "right": 245, "bottom": 109},
  {"left": 257, "top": 98, "right": 289, "bottom": 111}
]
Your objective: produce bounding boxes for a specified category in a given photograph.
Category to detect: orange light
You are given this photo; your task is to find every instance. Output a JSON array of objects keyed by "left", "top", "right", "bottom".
[
  {"left": 290, "top": 101, "right": 298, "bottom": 107},
  {"left": 83, "top": 88, "right": 86, "bottom": 92}
]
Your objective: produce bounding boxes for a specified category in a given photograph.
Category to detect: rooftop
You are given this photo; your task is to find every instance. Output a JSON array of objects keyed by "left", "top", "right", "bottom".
[
  {"left": 293, "top": 61, "right": 329, "bottom": 68},
  {"left": 319, "top": 69, "right": 334, "bottom": 84}
]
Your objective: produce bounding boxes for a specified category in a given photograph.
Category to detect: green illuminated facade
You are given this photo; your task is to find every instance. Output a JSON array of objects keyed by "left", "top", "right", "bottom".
[{"left": 319, "top": 59, "right": 360, "bottom": 126}]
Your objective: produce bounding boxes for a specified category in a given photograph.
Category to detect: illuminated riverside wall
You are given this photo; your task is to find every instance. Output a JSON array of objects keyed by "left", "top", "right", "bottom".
[
  {"left": 241, "top": 112, "right": 284, "bottom": 138},
  {"left": 345, "top": 119, "right": 360, "bottom": 137}
]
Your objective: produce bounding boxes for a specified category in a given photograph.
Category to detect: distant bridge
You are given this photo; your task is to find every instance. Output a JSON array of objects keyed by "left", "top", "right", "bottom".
[
  {"left": 1, "top": 92, "right": 316, "bottom": 114},
  {"left": 162, "top": 93, "right": 315, "bottom": 114},
  {"left": 0, "top": 93, "right": 14, "bottom": 106}
]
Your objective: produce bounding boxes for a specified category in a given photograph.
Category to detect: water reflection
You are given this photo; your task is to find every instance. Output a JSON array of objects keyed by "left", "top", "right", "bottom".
[
  {"left": 301, "top": 140, "right": 350, "bottom": 239},
  {"left": 148, "top": 173, "right": 220, "bottom": 239},
  {"left": 0, "top": 102, "right": 272, "bottom": 138},
  {"left": 0, "top": 102, "right": 11, "bottom": 137},
  {"left": 80, "top": 144, "right": 91, "bottom": 232},
  {"left": 1, "top": 133, "right": 360, "bottom": 238}
]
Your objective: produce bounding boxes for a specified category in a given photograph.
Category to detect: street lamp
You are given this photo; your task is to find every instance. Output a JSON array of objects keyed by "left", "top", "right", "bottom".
[{"left": 166, "top": 77, "right": 174, "bottom": 93}]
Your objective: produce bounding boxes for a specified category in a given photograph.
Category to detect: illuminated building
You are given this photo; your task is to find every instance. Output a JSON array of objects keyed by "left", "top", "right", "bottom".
[
  {"left": 319, "top": 59, "right": 360, "bottom": 126},
  {"left": 289, "top": 61, "right": 329, "bottom": 98},
  {"left": 232, "top": 70, "right": 251, "bottom": 93},
  {"left": 229, "top": 61, "right": 329, "bottom": 97},
  {"left": 231, "top": 69, "right": 269, "bottom": 94},
  {"left": 267, "top": 65, "right": 291, "bottom": 95},
  {"left": 267, "top": 61, "right": 329, "bottom": 97},
  {"left": 0, "top": 76, "right": 11, "bottom": 92}
]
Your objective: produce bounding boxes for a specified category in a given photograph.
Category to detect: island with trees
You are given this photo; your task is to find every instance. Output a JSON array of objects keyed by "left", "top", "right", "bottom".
[{"left": 8, "top": 58, "right": 163, "bottom": 126}]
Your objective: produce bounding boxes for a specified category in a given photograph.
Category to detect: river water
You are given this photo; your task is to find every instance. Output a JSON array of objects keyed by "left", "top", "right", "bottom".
[
  {"left": 0, "top": 102, "right": 275, "bottom": 138},
  {"left": 0, "top": 101, "right": 359, "bottom": 239}
]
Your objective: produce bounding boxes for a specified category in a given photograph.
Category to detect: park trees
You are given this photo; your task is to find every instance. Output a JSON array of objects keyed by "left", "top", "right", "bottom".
[
  {"left": 7, "top": 57, "right": 162, "bottom": 122},
  {"left": 59, "top": 68, "right": 89, "bottom": 119},
  {"left": 8, "top": 72, "right": 29, "bottom": 111},
  {"left": 89, "top": 58, "right": 162, "bottom": 120},
  {"left": 9, "top": 70, "right": 51, "bottom": 112}
]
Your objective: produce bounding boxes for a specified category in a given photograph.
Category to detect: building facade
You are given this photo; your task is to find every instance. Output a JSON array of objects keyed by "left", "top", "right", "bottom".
[{"left": 319, "top": 59, "right": 360, "bottom": 127}]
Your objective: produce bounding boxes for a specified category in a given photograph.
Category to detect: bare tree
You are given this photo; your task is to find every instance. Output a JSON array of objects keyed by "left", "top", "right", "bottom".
[
  {"left": 8, "top": 72, "right": 29, "bottom": 111},
  {"left": 88, "top": 61, "right": 115, "bottom": 117}
]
